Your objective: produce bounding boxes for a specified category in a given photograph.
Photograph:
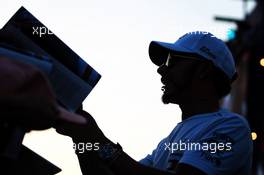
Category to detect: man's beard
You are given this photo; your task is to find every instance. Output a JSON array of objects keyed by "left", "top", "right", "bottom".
[
  {"left": 161, "top": 93, "right": 171, "bottom": 104},
  {"left": 161, "top": 85, "right": 182, "bottom": 104}
]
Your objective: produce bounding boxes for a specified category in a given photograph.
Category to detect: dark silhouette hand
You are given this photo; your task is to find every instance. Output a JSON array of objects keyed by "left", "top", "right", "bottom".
[{"left": 56, "top": 109, "right": 110, "bottom": 147}]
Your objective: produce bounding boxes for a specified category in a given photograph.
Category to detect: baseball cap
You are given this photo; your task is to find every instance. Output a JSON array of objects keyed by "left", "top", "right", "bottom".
[{"left": 149, "top": 31, "right": 236, "bottom": 81}]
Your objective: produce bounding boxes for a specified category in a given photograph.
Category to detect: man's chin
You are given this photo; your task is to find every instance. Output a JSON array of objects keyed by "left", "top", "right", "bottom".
[
  {"left": 161, "top": 96, "right": 170, "bottom": 104},
  {"left": 161, "top": 93, "right": 179, "bottom": 104}
]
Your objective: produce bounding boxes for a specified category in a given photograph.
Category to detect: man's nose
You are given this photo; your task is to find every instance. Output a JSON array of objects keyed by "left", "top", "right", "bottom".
[{"left": 157, "top": 64, "right": 167, "bottom": 75}]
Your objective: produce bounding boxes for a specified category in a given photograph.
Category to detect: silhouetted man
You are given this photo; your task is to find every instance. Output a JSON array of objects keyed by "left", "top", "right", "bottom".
[{"left": 57, "top": 32, "right": 253, "bottom": 175}]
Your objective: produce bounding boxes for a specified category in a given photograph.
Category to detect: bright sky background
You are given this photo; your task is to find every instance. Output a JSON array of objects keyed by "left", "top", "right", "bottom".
[{"left": 0, "top": 0, "right": 256, "bottom": 174}]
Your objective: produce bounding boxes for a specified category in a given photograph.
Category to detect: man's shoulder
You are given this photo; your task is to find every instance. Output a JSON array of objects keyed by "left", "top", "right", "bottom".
[
  {"left": 214, "top": 109, "right": 250, "bottom": 130},
  {"left": 176, "top": 109, "right": 251, "bottom": 141},
  {"left": 182, "top": 109, "right": 250, "bottom": 129}
]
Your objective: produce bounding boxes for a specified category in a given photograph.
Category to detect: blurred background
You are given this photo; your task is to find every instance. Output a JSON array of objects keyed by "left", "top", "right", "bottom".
[{"left": 0, "top": 0, "right": 263, "bottom": 174}]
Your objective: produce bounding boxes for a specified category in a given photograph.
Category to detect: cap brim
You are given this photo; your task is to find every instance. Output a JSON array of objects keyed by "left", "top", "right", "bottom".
[{"left": 148, "top": 41, "right": 193, "bottom": 66}]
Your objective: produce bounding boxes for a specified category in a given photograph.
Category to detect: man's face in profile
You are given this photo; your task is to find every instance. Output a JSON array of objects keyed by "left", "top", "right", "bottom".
[{"left": 157, "top": 53, "right": 201, "bottom": 104}]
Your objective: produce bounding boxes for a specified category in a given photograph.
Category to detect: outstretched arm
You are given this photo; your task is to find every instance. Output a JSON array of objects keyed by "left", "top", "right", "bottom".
[{"left": 56, "top": 110, "right": 206, "bottom": 175}]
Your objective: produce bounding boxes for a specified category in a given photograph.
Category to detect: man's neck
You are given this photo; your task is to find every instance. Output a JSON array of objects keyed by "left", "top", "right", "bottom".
[{"left": 179, "top": 99, "right": 220, "bottom": 121}]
